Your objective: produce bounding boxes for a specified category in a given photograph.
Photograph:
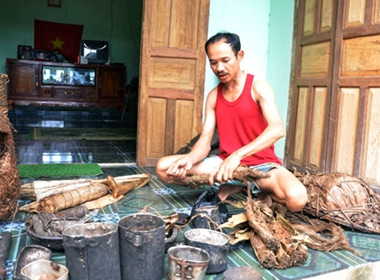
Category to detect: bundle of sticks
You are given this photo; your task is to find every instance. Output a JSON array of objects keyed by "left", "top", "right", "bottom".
[
  {"left": 19, "top": 174, "right": 151, "bottom": 213},
  {"left": 187, "top": 166, "right": 358, "bottom": 269}
]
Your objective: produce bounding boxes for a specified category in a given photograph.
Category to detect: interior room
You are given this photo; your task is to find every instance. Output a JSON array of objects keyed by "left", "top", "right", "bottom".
[{"left": 1, "top": 0, "right": 380, "bottom": 279}]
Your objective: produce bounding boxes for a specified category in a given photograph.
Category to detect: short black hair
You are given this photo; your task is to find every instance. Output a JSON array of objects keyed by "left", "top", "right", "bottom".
[{"left": 205, "top": 32, "right": 241, "bottom": 56}]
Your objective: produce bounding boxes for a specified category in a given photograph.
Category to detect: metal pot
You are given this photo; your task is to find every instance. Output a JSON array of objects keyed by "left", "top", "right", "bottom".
[
  {"left": 191, "top": 205, "right": 221, "bottom": 230},
  {"left": 20, "top": 260, "right": 68, "bottom": 280},
  {"left": 167, "top": 245, "right": 210, "bottom": 280},
  {"left": 63, "top": 222, "right": 120, "bottom": 280},
  {"left": 13, "top": 245, "right": 52, "bottom": 280},
  {"left": 184, "top": 228, "right": 230, "bottom": 273},
  {"left": 118, "top": 213, "right": 166, "bottom": 280}
]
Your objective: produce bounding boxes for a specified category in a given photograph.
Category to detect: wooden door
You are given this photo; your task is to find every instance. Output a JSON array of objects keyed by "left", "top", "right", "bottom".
[
  {"left": 285, "top": 0, "right": 380, "bottom": 186},
  {"left": 98, "top": 66, "right": 126, "bottom": 106},
  {"left": 137, "top": 0, "right": 210, "bottom": 166},
  {"left": 7, "top": 59, "right": 39, "bottom": 98}
]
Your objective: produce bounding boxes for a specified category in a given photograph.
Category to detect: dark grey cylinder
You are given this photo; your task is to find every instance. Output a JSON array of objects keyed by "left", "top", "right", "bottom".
[
  {"left": 185, "top": 228, "right": 230, "bottom": 274},
  {"left": 118, "top": 213, "right": 165, "bottom": 280},
  {"left": 63, "top": 222, "right": 121, "bottom": 280}
]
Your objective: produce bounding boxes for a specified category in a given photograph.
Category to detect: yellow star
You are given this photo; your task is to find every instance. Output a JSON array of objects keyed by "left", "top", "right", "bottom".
[{"left": 50, "top": 37, "right": 65, "bottom": 50}]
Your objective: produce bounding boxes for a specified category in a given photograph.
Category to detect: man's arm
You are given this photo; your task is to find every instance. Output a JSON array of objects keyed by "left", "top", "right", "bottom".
[
  {"left": 166, "top": 88, "right": 218, "bottom": 177},
  {"left": 235, "top": 79, "right": 285, "bottom": 158}
]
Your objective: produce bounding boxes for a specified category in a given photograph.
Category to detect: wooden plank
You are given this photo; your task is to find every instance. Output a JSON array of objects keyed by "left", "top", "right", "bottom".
[
  {"left": 174, "top": 100, "right": 194, "bottom": 152},
  {"left": 170, "top": 0, "right": 200, "bottom": 49},
  {"left": 334, "top": 87, "right": 360, "bottom": 174},
  {"left": 146, "top": 97, "right": 167, "bottom": 158},
  {"left": 149, "top": 57, "right": 196, "bottom": 90},
  {"left": 300, "top": 41, "right": 331, "bottom": 77},
  {"left": 321, "top": 0, "right": 334, "bottom": 32},
  {"left": 308, "top": 87, "right": 327, "bottom": 168},
  {"left": 342, "top": 34, "right": 380, "bottom": 77},
  {"left": 375, "top": 0, "right": 380, "bottom": 23},
  {"left": 303, "top": 0, "right": 316, "bottom": 36},
  {"left": 344, "top": 0, "right": 366, "bottom": 28},
  {"left": 165, "top": 99, "right": 176, "bottom": 155},
  {"left": 362, "top": 88, "right": 380, "bottom": 184},
  {"left": 293, "top": 87, "right": 309, "bottom": 163},
  {"left": 151, "top": 0, "right": 171, "bottom": 47}
]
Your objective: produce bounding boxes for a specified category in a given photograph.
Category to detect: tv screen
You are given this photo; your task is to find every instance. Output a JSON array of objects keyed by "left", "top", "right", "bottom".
[{"left": 81, "top": 40, "right": 109, "bottom": 65}]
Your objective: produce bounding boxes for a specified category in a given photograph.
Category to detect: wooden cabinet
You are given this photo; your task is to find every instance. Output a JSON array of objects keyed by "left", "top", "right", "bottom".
[{"left": 6, "top": 59, "right": 126, "bottom": 107}]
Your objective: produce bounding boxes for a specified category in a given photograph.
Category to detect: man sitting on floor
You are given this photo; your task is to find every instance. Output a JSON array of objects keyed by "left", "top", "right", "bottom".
[{"left": 155, "top": 32, "right": 307, "bottom": 212}]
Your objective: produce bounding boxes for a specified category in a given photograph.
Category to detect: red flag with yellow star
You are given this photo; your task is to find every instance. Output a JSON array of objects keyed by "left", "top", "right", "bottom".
[{"left": 34, "top": 19, "right": 83, "bottom": 63}]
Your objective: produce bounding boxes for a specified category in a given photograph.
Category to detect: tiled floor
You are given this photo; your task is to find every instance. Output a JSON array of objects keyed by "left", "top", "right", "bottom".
[{"left": 1, "top": 106, "right": 380, "bottom": 280}]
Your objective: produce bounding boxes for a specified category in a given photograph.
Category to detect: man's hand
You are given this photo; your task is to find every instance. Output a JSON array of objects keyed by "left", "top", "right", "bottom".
[
  {"left": 166, "top": 155, "right": 193, "bottom": 180},
  {"left": 209, "top": 153, "right": 241, "bottom": 185}
]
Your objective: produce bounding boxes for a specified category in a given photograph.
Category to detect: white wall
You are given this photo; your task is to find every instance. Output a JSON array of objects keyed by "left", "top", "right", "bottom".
[
  {"left": 205, "top": 0, "right": 270, "bottom": 96},
  {"left": 267, "top": 0, "right": 295, "bottom": 159},
  {"left": 206, "top": 0, "right": 294, "bottom": 160}
]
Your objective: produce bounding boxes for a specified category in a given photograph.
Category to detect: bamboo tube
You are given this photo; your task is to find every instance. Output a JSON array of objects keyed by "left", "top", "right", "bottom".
[
  {"left": 20, "top": 183, "right": 109, "bottom": 213},
  {"left": 19, "top": 174, "right": 152, "bottom": 213},
  {"left": 20, "top": 180, "right": 92, "bottom": 200},
  {"left": 20, "top": 174, "right": 151, "bottom": 201}
]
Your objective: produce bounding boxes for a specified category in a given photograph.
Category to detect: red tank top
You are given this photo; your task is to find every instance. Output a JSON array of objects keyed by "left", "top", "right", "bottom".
[{"left": 215, "top": 74, "right": 281, "bottom": 166}]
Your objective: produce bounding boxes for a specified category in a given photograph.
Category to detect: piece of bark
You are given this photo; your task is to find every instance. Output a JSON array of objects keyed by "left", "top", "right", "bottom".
[
  {"left": 228, "top": 227, "right": 250, "bottom": 245},
  {"left": 248, "top": 211, "right": 308, "bottom": 269},
  {"left": 220, "top": 212, "right": 248, "bottom": 229},
  {"left": 82, "top": 175, "right": 151, "bottom": 210},
  {"left": 186, "top": 165, "right": 270, "bottom": 189},
  {"left": 284, "top": 212, "right": 360, "bottom": 256},
  {"left": 245, "top": 198, "right": 280, "bottom": 251},
  {"left": 249, "top": 231, "right": 277, "bottom": 269},
  {"left": 0, "top": 232, "right": 12, "bottom": 280},
  {"left": 82, "top": 194, "right": 123, "bottom": 210},
  {"left": 106, "top": 174, "right": 151, "bottom": 197}
]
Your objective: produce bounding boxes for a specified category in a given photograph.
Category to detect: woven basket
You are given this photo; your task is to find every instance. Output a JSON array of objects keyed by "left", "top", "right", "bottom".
[{"left": 0, "top": 73, "right": 21, "bottom": 220}]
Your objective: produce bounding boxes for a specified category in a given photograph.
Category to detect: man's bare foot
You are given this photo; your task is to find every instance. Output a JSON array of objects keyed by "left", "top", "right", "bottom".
[
  {"left": 257, "top": 192, "right": 273, "bottom": 207},
  {"left": 217, "top": 184, "right": 244, "bottom": 201}
]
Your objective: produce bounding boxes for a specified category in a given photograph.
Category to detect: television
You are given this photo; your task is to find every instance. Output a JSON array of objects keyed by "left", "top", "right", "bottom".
[{"left": 80, "top": 40, "right": 109, "bottom": 65}]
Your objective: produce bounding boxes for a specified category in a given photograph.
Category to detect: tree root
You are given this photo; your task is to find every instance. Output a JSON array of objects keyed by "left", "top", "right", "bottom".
[{"left": 185, "top": 165, "right": 269, "bottom": 189}]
